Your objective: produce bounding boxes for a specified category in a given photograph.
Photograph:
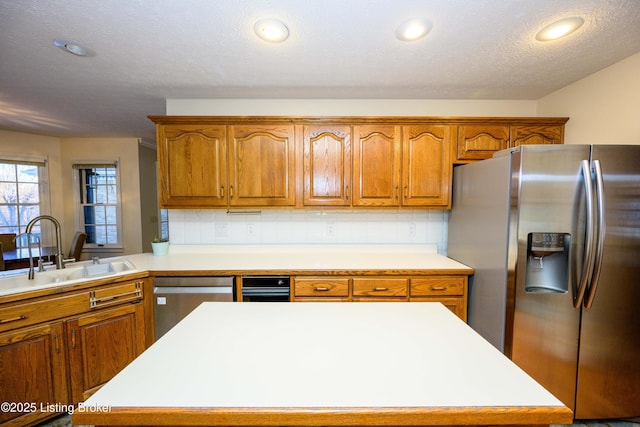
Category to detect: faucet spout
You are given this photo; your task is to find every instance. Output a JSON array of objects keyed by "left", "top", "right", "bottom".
[{"left": 25, "top": 215, "right": 65, "bottom": 271}]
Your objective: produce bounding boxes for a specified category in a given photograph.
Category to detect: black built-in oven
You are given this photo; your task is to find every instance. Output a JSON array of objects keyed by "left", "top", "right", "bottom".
[{"left": 241, "top": 275, "right": 290, "bottom": 302}]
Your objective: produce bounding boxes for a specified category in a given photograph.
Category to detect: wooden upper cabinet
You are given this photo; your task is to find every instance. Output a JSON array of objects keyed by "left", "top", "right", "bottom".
[
  {"left": 228, "top": 124, "right": 296, "bottom": 206},
  {"left": 353, "top": 125, "right": 402, "bottom": 207},
  {"left": 302, "top": 125, "right": 351, "bottom": 206},
  {"left": 150, "top": 116, "right": 567, "bottom": 208},
  {"left": 457, "top": 125, "right": 510, "bottom": 162},
  {"left": 157, "top": 124, "right": 227, "bottom": 208},
  {"left": 511, "top": 125, "right": 563, "bottom": 147},
  {"left": 402, "top": 125, "right": 453, "bottom": 208}
]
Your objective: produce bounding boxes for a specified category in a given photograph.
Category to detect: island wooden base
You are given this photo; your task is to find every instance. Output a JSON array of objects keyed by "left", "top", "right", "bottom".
[{"left": 73, "top": 405, "right": 573, "bottom": 426}]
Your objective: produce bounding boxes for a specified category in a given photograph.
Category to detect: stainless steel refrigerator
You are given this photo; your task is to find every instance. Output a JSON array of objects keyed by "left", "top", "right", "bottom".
[{"left": 448, "top": 144, "right": 639, "bottom": 420}]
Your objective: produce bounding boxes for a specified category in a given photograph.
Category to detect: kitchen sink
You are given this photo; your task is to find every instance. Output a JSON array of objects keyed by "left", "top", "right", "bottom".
[
  {"left": 0, "top": 258, "right": 136, "bottom": 292},
  {"left": 83, "top": 260, "right": 133, "bottom": 277}
]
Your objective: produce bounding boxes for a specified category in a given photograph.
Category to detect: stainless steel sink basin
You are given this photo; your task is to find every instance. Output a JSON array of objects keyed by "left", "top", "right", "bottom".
[
  {"left": 0, "top": 258, "right": 136, "bottom": 293},
  {"left": 82, "top": 260, "right": 135, "bottom": 278}
]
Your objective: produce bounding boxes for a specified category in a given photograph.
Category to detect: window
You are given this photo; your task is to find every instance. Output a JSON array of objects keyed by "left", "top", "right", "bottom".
[
  {"left": 0, "top": 158, "right": 48, "bottom": 239},
  {"left": 74, "top": 162, "right": 122, "bottom": 249}
]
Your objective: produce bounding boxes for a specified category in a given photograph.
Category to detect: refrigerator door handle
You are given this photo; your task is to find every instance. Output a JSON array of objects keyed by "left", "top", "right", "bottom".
[
  {"left": 584, "top": 159, "right": 606, "bottom": 309},
  {"left": 575, "top": 160, "right": 597, "bottom": 308}
]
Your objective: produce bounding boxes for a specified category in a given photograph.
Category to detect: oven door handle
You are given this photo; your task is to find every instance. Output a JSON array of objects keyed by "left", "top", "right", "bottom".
[
  {"left": 154, "top": 286, "right": 234, "bottom": 294},
  {"left": 242, "top": 287, "right": 290, "bottom": 296}
]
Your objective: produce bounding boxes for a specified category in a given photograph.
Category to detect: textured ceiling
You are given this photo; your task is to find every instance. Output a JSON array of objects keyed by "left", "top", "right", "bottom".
[{"left": 0, "top": 0, "right": 639, "bottom": 140}]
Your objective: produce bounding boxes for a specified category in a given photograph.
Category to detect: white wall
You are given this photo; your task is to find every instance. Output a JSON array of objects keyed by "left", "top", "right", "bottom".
[
  {"left": 60, "top": 138, "right": 145, "bottom": 257},
  {"left": 537, "top": 52, "right": 640, "bottom": 146},
  {"left": 0, "top": 130, "right": 65, "bottom": 245},
  {"left": 167, "top": 99, "right": 537, "bottom": 117}
]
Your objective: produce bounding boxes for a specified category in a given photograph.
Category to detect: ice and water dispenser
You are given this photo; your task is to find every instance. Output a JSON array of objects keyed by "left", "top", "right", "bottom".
[{"left": 525, "top": 232, "right": 570, "bottom": 293}]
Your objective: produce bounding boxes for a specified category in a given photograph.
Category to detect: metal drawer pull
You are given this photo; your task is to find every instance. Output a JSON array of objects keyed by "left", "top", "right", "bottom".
[
  {"left": 313, "top": 287, "right": 329, "bottom": 291},
  {"left": 90, "top": 283, "right": 143, "bottom": 308},
  {"left": 430, "top": 286, "right": 447, "bottom": 291},
  {"left": 71, "top": 329, "right": 77, "bottom": 349},
  {"left": 54, "top": 333, "right": 60, "bottom": 353},
  {"left": 0, "top": 315, "right": 27, "bottom": 324},
  {"left": 373, "top": 287, "right": 389, "bottom": 291}
]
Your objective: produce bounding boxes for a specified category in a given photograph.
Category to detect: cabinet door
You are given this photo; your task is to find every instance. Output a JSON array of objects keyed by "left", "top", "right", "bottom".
[
  {"left": 228, "top": 125, "right": 296, "bottom": 206},
  {"left": 303, "top": 125, "right": 351, "bottom": 206},
  {"left": 0, "top": 322, "right": 68, "bottom": 426},
  {"left": 353, "top": 125, "right": 401, "bottom": 206},
  {"left": 402, "top": 125, "right": 453, "bottom": 207},
  {"left": 67, "top": 302, "right": 145, "bottom": 403},
  {"left": 294, "top": 277, "right": 350, "bottom": 298},
  {"left": 510, "top": 125, "right": 563, "bottom": 147},
  {"left": 352, "top": 278, "right": 408, "bottom": 298},
  {"left": 457, "top": 125, "right": 510, "bottom": 161},
  {"left": 157, "top": 124, "right": 228, "bottom": 207},
  {"left": 410, "top": 276, "right": 468, "bottom": 322}
]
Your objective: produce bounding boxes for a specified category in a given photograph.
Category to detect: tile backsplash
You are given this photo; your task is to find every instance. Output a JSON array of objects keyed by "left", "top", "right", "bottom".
[{"left": 168, "top": 209, "right": 448, "bottom": 254}]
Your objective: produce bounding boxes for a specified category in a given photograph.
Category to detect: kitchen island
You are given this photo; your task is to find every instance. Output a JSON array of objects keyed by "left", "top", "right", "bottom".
[{"left": 73, "top": 302, "right": 572, "bottom": 426}]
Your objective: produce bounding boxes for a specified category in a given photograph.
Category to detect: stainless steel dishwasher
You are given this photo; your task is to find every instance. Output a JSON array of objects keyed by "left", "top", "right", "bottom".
[{"left": 153, "top": 276, "right": 234, "bottom": 340}]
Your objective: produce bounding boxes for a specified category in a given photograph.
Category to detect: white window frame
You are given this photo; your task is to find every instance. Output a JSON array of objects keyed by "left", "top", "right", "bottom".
[
  {"left": 72, "top": 160, "right": 123, "bottom": 250},
  {"left": 0, "top": 155, "right": 51, "bottom": 244}
]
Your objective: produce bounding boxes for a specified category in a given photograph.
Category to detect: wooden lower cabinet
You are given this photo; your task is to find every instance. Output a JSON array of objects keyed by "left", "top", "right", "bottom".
[
  {"left": 293, "top": 275, "right": 467, "bottom": 320},
  {"left": 0, "top": 323, "right": 68, "bottom": 426},
  {"left": 0, "top": 278, "right": 148, "bottom": 426},
  {"left": 352, "top": 278, "right": 408, "bottom": 300},
  {"left": 293, "top": 277, "right": 349, "bottom": 298},
  {"left": 67, "top": 302, "right": 146, "bottom": 403},
  {"left": 410, "top": 276, "right": 468, "bottom": 321}
]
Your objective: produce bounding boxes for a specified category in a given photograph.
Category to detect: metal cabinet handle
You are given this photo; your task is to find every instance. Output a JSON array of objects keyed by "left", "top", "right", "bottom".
[
  {"left": 71, "top": 329, "right": 77, "bottom": 349},
  {"left": 89, "top": 282, "right": 143, "bottom": 308},
  {"left": 313, "top": 286, "right": 329, "bottom": 292},
  {"left": 230, "top": 186, "right": 234, "bottom": 198},
  {"left": 220, "top": 186, "right": 225, "bottom": 198},
  {"left": 373, "top": 287, "right": 389, "bottom": 291},
  {"left": 345, "top": 185, "right": 349, "bottom": 200},
  {"left": 430, "top": 286, "right": 447, "bottom": 291},
  {"left": 54, "top": 333, "right": 60, "bottom": 354},
  {"left": 0, "top": 315, "right": 27, "bottom": 324}
]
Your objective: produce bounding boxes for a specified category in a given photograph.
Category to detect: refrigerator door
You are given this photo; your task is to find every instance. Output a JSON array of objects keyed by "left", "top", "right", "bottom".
[
  {"left": 575, "top": 145, "right": 640, "bottom": 419},
  {"left": 448, "top": 154, "right": 512, "bottom": 351},
  {"left": 510, "top": 145, "right": 591, "bottom": 412}
]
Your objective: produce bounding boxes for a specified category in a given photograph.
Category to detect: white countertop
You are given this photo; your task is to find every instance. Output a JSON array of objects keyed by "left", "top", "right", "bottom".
[
  {"left": 136, "top": 244, "right": 470, "bottom": 271},
  {"left": 78, "top": 302, "right": 567, "bottom": 424},
  {"left": 0, "top": 245, "right": 471, "bottom": 297}
]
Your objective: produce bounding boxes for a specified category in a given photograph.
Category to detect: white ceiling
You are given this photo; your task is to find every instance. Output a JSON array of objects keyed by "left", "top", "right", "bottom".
[{"left": 1, "top": 0, "right": 639, "bottom": 141}]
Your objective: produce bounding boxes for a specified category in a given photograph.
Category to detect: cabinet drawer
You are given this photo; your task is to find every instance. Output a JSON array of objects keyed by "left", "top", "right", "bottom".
[
  {"left": 352, "top": 278, "right": 407, "bottom": 297},
  {"left": 410, "top": 277, "right": 465, "bottom": 296},
  {"left": 294, "top": 278, "right": 349, "bottom": 297},
  {"left": 0, "top": 291, "right": 89, "bottom": 333},
  {"left": 90, "top": 280, "right": 144, "bottom": 309}
]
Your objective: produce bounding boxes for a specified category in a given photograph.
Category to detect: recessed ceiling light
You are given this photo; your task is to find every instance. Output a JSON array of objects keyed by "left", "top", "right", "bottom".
[
  {"left": 395, "top": 18, "right": 432, "bottom": 42},
  {"left": 535, "top": 17, "right": 584, "bottom": 41},
  {"left": 254, "top": 19, "right": 289, "bottom": 43},
  {"left": 53, "top": 38, "right": 94, "bottom": 56}
]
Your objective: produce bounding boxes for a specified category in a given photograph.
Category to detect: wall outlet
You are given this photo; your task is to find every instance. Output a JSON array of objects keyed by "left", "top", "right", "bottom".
[
  {"left": 325, "top": 222, "right": 335, "bottom": 237},
  {"left": 247, "top": 222, "right": 256, "bottom": 236},
  {"left": 409, "top": 222, "right": 417, "bottom": 237},
  {"left": 215, "top": 222, "right": 229, "bottom": 238}
]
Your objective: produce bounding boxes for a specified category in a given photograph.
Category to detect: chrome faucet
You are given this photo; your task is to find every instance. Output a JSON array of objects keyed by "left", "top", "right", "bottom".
[
  {"left": 16, "top": 232, "right": 44, "bottom": 279},
  {"left": 25, "top": 215, "right": 65, "bottom": 276}
]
